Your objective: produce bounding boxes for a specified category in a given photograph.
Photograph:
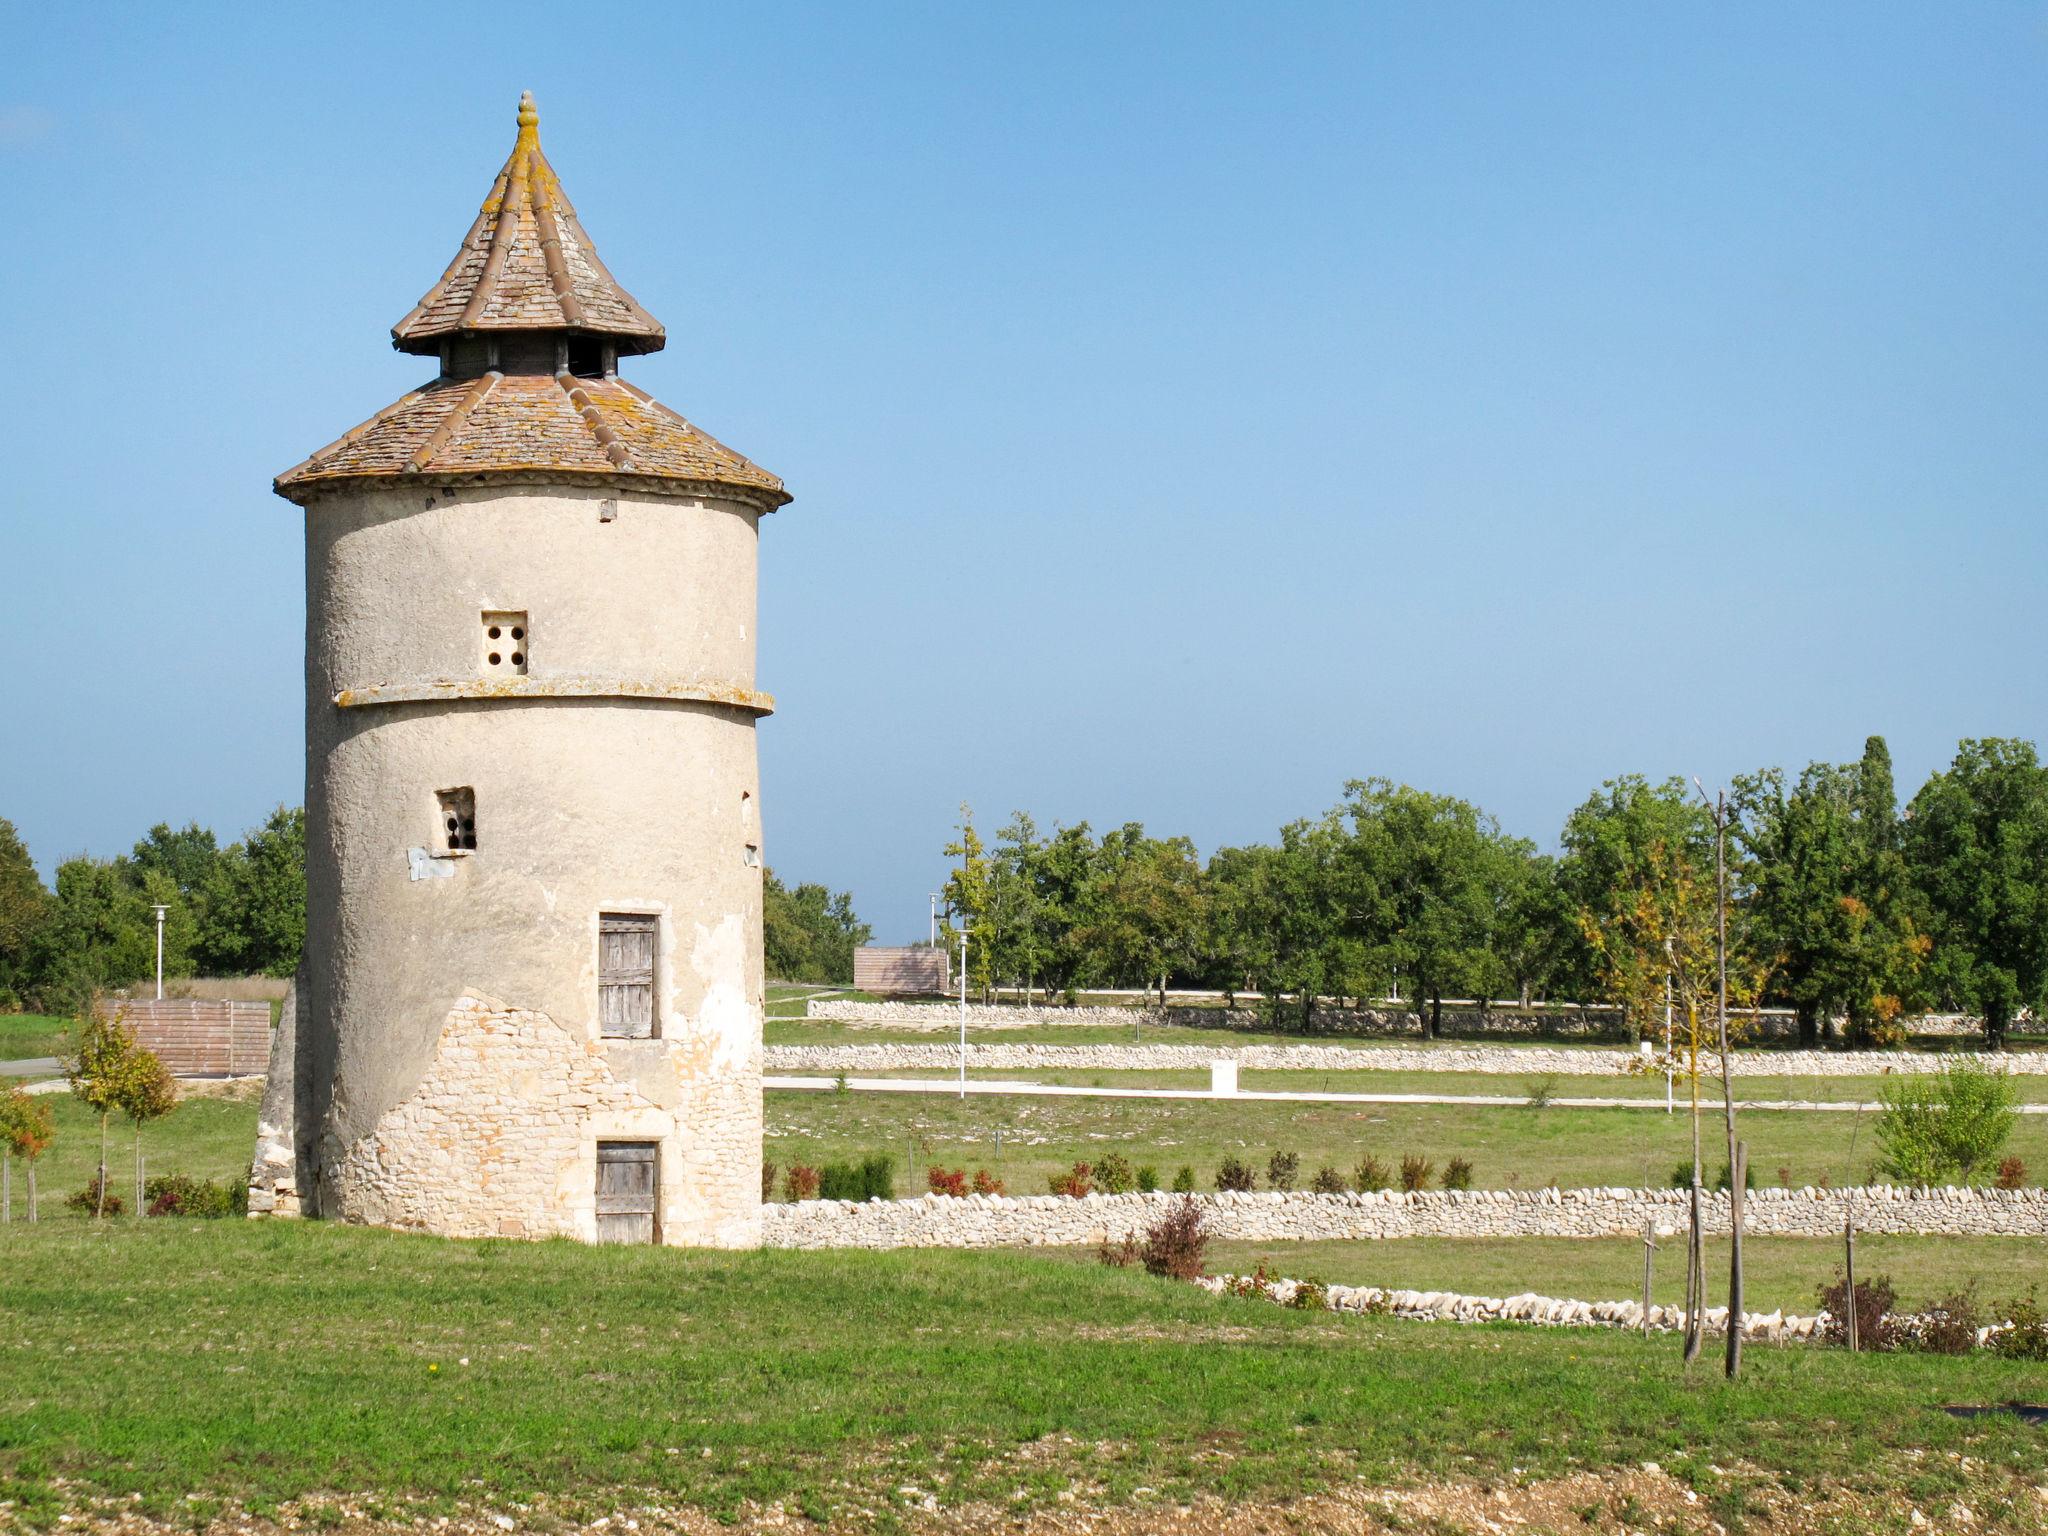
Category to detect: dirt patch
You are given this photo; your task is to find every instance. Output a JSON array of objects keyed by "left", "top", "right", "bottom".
[{"left": 11, "top": 1467, "right": 2048, "bottom": 1536}]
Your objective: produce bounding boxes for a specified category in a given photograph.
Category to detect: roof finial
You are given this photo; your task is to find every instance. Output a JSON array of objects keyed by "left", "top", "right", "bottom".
[{"left": 516, "top": 90, "right": 539, "bottom": 135}]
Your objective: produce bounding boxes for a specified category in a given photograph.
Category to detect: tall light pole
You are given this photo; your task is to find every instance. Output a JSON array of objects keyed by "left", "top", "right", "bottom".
[
  {"left": 929, "top": 892, "right": 940, "bottom": 948},
  {"left": 152, "top": 905, "right": 168, "bottom": 1000},
  {"left": 957, "top": 929, "right": 969, "bottom": 1099}
]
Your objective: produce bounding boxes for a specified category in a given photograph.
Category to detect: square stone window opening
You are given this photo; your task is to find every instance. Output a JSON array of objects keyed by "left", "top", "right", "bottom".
[
  {"left": 595, "top": 1140, "right": 659, "bottom": 1244},
  {"left": 482, "top": 610, "right": 528, "bottom": 674},
  {"left": 436, "top": 787, "right": 477, "bottom": 853},
  {"left": 743, "top": 843, "right": 761, "bottom": 869},
  {"left": 598, "top": 912, "right": 658, "bottom": 1039}
]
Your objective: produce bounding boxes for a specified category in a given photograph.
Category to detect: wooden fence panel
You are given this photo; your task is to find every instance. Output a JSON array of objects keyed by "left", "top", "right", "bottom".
[{"left": 96, "top": 999, "right": 273, "bottom": 1077}]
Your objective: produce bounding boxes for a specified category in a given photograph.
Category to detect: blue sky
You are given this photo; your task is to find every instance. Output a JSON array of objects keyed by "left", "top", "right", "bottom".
[{"left": 4, "top": 5, "right": 2044, "bottom": 942}]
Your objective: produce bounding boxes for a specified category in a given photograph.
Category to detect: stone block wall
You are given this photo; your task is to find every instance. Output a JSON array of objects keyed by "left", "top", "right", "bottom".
[
  {"left": 765, "top": 1041, "right": 2048, "bottom": 1078},
  {"left": 808, "top": 999, "right": 1984, "bottom": 1042},
  {"left": 759, "top": 1184, "right": 2048, "bottom": 1250}
]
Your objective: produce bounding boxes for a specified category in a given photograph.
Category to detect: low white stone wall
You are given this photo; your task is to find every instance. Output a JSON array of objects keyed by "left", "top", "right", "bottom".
[
  {"left": 1204, "top": 1273, "right": 2023, "bottom": 1349},
  {"left": 808, "top": 998, "right": 1982, "bottom": 1042},
  {"left": 765, "top": 1041, "right": 2048, "bottom": 1078},
  {"left": 760, "top": 1185, "right": 2048, "bottom": 1250}
]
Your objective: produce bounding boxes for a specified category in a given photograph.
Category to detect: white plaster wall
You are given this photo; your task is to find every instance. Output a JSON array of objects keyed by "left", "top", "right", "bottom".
[{"left": 300, "top": 479, "right": 766, "bottom": 1246}]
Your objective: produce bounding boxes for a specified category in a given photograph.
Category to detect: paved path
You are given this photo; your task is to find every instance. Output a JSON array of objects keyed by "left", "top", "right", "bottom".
[
  {"left": 0, "top": 1057, "right": 59, "bottom": 1078},
  {"left": 763, "top": 1073, "right": 2048, "bottom": 1113}
]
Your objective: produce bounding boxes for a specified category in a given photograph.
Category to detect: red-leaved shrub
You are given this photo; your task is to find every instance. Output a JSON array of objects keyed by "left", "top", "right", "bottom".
[
  {"left": 1048, "top": 1161, "right": 1093, "bottom": 1198},
  {"left": 927, "top": 1166, "right": 969, "bottom": 1198},
  {"left": 782, "top": 1163, "right": 821, "bottom": 1201},
  {"left": 1139, "top": 1195, "right": 1210, "bottom": 1280},
  {"left": 971, "top": 1169, "right": 1006, "bottom": 1196}
]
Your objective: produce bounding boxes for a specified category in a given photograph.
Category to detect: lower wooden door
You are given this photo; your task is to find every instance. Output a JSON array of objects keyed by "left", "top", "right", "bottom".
[{"left": 595, "top": 1141, "right": 659, "bottom": 1243}]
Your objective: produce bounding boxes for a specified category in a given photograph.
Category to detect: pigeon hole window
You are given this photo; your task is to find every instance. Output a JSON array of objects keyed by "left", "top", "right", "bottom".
[
  {"left": 482, "top": 611, "right": 528, "bottom": 674},
  {"left": 437, "top": 788, "right": 477, "bottom": 853}
]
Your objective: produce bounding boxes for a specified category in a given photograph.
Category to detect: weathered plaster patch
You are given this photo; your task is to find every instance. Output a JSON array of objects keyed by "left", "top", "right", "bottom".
[{"left": 692, "top": 914, "right": 752, "bottom": 1072}]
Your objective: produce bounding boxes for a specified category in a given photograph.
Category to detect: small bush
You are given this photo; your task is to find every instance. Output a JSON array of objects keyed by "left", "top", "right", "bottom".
[
  {"left": 820, "top": 1155, "right": 894, "bottom": 1202},
  {"left": 1310, "top": 1164, "right": 1348, "bottom": 1195},
  {"left": 1048, "top": 1161, "right": 1093, "bottom": 1198},
  {"left": 1139, "top": 1195, "right": 1209, "bottom": 1280},
  {"left": 65, "top": 1178, "right": 123, "bottom": 1218},
  {"left": 1777, "top": 1165, "right": 1792, "bottom": 1187},
  {"left": 1994, "top": 1155, "right": 2027, "bottom": 1190},
  {"left": 927, "top": 1166, "right": 968, "bottom": 1198},
  {"left": 1094, "top": 1152, "right": 1136, "bottom": 1195},
  {"left": 1714, "top": 1161, "right": 1756, "bottom": 1192},
  {"left": 761, "top": 1162, "right": 778, "bottom": 1201},
  {"left": 782, "top": 1163, "right": 821, "bottom": 1201},
  {"left": 1213, "top": 1156, "right": 1255, "bottom": 1193},
  {"left": 1171, "top": 1165, "right": 1196, "bottom": 1193},
  {"left": 1135, "top": 1165, "right": 1159, "bottom": 1193},
  {"left": 1817, "top": 1271, "right": 1900, "bottom": 1350},
  {"left": 143, "top": 1175, "right": 242, "bottom": 1219},
  {"left": 1399, "top": 1155, "right": 1434, "bottom": 1193},
  {"left": 1876, "top": 1061, "right": 2019, "bottom": 1185},
  {"left": 1914, "top": 1288, "right": 1983, "bottom": 1356},
  {"left": 1991, "top": 1291, "right": 2048, "bottom": 1360},
  {"left": 1096, "top": 1235, "right": 1140, "bottom": 1269},
  {"left": 1353, "top": 1155, "right": 1390, "bottom": 1192},
  {"left": 1287, "top": 1278, "right": 1328, "bottom": 1311},
  {"left": 1265, "top": 1150, "right": 1299, "bottom": 1191},
  {"left": 1525, "top": 1074, "right": 1557, "bottom": 1109},
  {"left": 1668, "top": 1161, "right": 1751, "bottom": 1191},
  {"left": 971, "top": 1168, "right": 1005, "bottom": 1196},
  {"left": 1440, "top": 1157, "right": 1473, "bottom": 1192}
]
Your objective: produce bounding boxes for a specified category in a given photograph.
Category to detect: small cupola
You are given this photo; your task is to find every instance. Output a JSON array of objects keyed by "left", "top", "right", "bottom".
[{"left": 391, "top": 92, "right": 666, "bottom": 381}]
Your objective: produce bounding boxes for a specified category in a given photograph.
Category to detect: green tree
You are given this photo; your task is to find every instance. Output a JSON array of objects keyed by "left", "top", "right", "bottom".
[
  {"left": 1905, "top": 739, "right": 2048, "bottom": 1049},
  {"left": 1874, "top": 1062, "right": 2019, "bottom": 1186},
  {"left": 197, "top": 806, "right": 306, "bottom": 977},
  {"left": 1070, "top": 832, "right": 1209, "bottom": 1002},
  {"left": 0, "top": 819, "right": 54, "bottom": 1009},
  {"left": 116, "top": 1047, "right": 178, "bottom": 1216},
  {"left": 0, "top": 1083, "right": 56, "bottom": 1223},
  {"left": 762, "top": 870, "right": 871, "bottom": 983},
  {"left": 1340, "top": 779, "right": 1529, "bottom": 1036},
  {"left": 69, "top": 1002, "right": 147, "bottom": 1218},
  {"left": 1208, "top": 816, "right": 1355, "bottom": 1027},
  {"left": 38, "top": 857, "right": 157, "bottom": 1007},
  {"left": 940, "top": 805, "right": 995, "bottom": 997}
]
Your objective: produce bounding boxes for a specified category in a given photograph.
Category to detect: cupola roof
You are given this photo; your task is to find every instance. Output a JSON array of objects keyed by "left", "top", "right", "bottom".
[{"left": 390, "top": 91, "right": 665, "bottom": 356}]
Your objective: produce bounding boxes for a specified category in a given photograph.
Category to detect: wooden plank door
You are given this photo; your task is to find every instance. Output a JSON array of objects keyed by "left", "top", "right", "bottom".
[
  {"left": 595, "top": 1141, "right": 659, "bottom": 1244},
  {"left": 599, "top": 913, "right": 657, "bottom": 1038}
]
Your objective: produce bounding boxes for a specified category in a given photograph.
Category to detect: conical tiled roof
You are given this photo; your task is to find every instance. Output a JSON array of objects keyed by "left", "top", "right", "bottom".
[
  {"left": 390, "top": 92, "right": 665, "bottom": 356},
  {"left": 274, "top": 372, "right": 788, "bottom": 504}
]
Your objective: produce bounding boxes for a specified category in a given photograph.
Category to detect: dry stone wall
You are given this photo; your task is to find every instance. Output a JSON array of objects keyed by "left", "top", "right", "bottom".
[
  {"left": 760, "top": 1185, "right": 2048, "bottom": 1250},
  {"left": 766, "top": 1041, "right": 2048, "bottom": 1078},
  {"left": 809, "top": 999, "right": 1981, "bottom": 1041}
]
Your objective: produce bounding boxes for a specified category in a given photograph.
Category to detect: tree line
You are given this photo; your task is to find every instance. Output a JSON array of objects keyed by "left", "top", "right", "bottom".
[
  {"left": 940, "top": 736, "right": 2048, "bottom": 1049},
  {"left": 0, "top": 807, "right": 872, "bottom": 1009}
]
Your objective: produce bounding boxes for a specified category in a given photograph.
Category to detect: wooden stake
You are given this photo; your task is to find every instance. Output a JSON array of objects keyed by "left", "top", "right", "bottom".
[
  {"left": 1641, "top": 1217, "right": 1655, "bottom": 1338},
  {"left": 1845, "top": 1212, "right": 1859, "bottom": 1354},
  {"left": 1725, "top": 1140, "right": 1746, "bottom": 1378}
]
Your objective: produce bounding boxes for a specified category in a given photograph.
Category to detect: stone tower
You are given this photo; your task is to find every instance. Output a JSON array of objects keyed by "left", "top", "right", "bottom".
[{"left": 251, "top": 93, "right": 788, "bottom": 1246}]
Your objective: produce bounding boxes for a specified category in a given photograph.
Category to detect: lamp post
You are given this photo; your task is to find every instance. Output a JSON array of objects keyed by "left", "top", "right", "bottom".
[
  {"left": 957, "top": 929, "right": 969, "bottom": 1100},
  {"left": 929, "top": 893, "right": 940, "bottom": 948},
  {"left": 152, "top": 905, "right": 169, "bottom": 1000}
]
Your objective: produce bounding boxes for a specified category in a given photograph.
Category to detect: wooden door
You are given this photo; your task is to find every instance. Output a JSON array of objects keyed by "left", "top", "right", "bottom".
[
  {"left": 595, "top": 1141, "right": 659, "bottom": 1244},
  {"left": 599, "top": 913, "right": 657, "bottom": 1038}
]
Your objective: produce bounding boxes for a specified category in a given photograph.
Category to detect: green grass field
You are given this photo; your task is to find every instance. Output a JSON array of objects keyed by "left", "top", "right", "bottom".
[
  {"left": 765, "top": 1086, "right": 2048, "bottom": 1195},
  {"left": 0, "top": 1014, "right": 71, "bottom": 1065},
  {"left": 1190, "top": 1233, "right": 2048, "bottom": 1315},
  {"left": 3, "top": 1220, "right": 2047, "bottom": 1528}
]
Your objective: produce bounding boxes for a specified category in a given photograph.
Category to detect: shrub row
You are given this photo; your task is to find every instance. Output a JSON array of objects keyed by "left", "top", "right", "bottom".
[{"left": 63, "top": 1174, "right": 244, "bottom": 1218}]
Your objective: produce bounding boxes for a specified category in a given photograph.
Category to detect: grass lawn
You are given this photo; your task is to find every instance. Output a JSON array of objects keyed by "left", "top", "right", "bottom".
[
  {"left": 0, "top": 1014, "right": 72, "bottom": 1065},
  {"left": 10, "top": 1090, "right": 256, "bottom": 1220},
  {"left": 1192, "top": 1233, "right": 2048, "bottom": 1315},
  {"left": 4, "top": 1221, "right": 2048, "bottom": 1528},
  {"left": 765, "top": 1087, "right": 2048, "bottom": 1195},
  {"left": 762, "top": 1016, "right": 1632, "bottom": 1049}
]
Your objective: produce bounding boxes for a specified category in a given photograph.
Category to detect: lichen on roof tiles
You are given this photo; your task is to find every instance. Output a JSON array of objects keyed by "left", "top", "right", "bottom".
[{"left": 390, "top": 91, "right": 665, "bottom": 355}]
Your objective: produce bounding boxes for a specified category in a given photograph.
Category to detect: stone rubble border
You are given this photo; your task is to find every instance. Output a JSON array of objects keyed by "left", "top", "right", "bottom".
[{"left": 1198, "top": 1271, "right": 2028, "bottom": 1350}]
